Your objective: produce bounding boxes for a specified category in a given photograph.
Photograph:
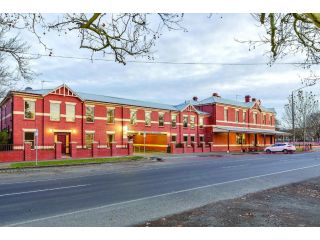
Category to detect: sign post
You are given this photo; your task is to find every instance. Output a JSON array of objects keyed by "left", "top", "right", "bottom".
[
  {"left": 143, "top": 131, "right": 146, "bottom": 156},
  {"left": 35, "top": 129, "right": 38, "bottom": 166}
]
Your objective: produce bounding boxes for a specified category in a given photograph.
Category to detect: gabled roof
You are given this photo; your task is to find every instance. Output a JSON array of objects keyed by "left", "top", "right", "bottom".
[
  {"left": 195, "top": 96, "right": 276, "bottom": 113},
  {"left": 174, "top": 101, "right": 210, "bottom": 115}
]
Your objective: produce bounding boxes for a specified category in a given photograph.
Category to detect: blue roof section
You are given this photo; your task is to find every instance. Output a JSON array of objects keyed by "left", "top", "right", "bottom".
[
  {"left": 195, "top": 96, "right": 276, "bottom": 113},
  {"left": 77, "top": 92, "right": 178, "bottom": 111}
]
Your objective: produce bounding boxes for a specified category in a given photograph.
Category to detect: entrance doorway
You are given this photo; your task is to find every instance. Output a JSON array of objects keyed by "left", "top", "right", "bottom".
[
  {"left": 54, "top": 133, "right": 70, "bottom": 155},
  {"left": 132, "top": 133, "right": 168, "bottom": 153}
]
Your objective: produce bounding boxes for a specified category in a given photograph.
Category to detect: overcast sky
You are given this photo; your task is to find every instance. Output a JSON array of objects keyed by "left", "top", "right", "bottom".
[{"left": 22, "top": 13, "right": 320, "bottom": 122}]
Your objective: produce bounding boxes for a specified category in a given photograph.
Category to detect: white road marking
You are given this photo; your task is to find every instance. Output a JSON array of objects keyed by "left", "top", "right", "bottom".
[
  {"left": 0, "top": 184, "right": 90, "bottom": 198},
  {"left": 222, "top": 164, "right": 248, "bottom": 169},
  {"left": 6, "top": 162, "right": 320, "bottom": 227},
  {"left": 0, "top": 152, "right": 318, "bottom": 186}
]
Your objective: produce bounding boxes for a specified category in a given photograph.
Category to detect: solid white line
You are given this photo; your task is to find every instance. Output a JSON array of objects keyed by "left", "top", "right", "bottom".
[
  {"left": 222, "top": 164, "right": 248, "bottom": 169},
  {"left": 0, "top": 184, "right": 90, "bottom": 198},
  {"left": 6, "top": 162, "right": 320, "bottom": 227}
]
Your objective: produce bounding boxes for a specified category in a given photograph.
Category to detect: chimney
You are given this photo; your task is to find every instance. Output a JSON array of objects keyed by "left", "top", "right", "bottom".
[
  {"left": 192, "top": 96, "right": 198, "bottom": 101},
  {"left": 245, "top": 95, "right": 251, "bottom": 103},
  {"left": 252, "top": 97, "right": 256, "bottom": 102},
  {"left": 212, "top": 92, "right": 220, "bottom": 97}
]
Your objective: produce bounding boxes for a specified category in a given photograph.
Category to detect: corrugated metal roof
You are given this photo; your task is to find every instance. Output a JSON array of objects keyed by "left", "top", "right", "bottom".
[
  {"left": 16, "top": 88, "right": 197, "bottom": 112},
  {"left": 213, "top": 126, "right": 289, "bottom": 135},
  {"left": 15, "top": 87, "right": 274, "bottom": 114},
  {"left": 195, "top": 96, "right": 276, "bottom": 113},
  {"left": 77, "top": 92, "right": 178, "bottom": 111}
]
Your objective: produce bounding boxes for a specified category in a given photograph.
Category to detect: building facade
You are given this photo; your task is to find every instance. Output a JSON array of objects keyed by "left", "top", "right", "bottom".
[{"left": 0, "top": 84, "right": 283, "bottom": 160}]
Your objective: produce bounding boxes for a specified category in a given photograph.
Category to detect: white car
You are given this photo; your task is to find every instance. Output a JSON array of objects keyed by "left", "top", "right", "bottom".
[{"left": 264, "top": 143, "right": 296, "bottom": 154}]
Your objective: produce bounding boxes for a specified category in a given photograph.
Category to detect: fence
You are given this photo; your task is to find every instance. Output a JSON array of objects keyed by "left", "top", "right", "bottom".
[
  {"left": 0, "top": 142, "right": 134, "bottom": 163},
  {"left": 0, "top": 144, "right": 14, "bottom": 151}
]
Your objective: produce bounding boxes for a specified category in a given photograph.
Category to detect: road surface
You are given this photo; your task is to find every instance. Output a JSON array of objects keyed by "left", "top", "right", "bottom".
[{"left": 0, "top": 151, "right": 320, "bottom": 226}]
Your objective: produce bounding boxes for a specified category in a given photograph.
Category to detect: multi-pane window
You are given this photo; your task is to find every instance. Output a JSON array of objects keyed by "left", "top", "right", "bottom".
[
  {"left": 24, "top": 132, "right": 35, "bottom": 149},
  {"left": 199, "top": 117, "right": 204, "bottom": 128},
  {"left": 106, "top": 134, "right": 114, "bottom": 145},
  {"left": 270, "top": 115, "right": 273, "bottom": 125},
  {"left": 85, "top": 133, "right": 94, "bottom": 148},
  {"left": 66, "top": 104, "right": 75, "bottom": 122},
  {"left": 183, "top": 116, "right": 188, "bottom": 128},
  {"left": 190, "top": 116, "right": 195, "bottom": 129},
  {"left": 24, "top": 100, "right": 35, "bottom": 119},
  {"left": 183, "top": 135, "right": 188, "bottom": 142},
  {"left": 253, "top": 113, "right": 257, "bottom": 124},
  {"left": 199, "top": 136, "right": 204, "bottom": 142},
  {"left": 130, "top": 110, "right": 137, "bottom": 125},
  {"left": 107, "top": 108, "right": 115, "bottom": 123},
  {"left": 145, "top": 111, "right": 151, "bottom": 126},
  {"left": 50, "top": 102, "right": 60, "bottom": 121},
  {"left": 86, "top": 106, "right": 94, "bottom": 122},
  {"left": 235, "top": 110, "right": 239, "bottom": 123},
  {"left": 190, "top": 135, "right": 195, "bottom": 142},
  {"left": 224, "top": 108, "right": 228, "bottom": 121},
  {"left": 236, "top": 133, "right": 245, "bottom": 144},
  {"left": 263, "top": 114, "right": 266, "bottom": 125},
  {"left": 158, "top": 112, "right": 164, "bottom": 127},
  {"left": 171, "top": 114, "right": 177, "bottom": 128},
  {"left": 243, "top": 112, "right": 246, "bottom": 123},
  {"left": 171, "top": 135, "right": 177, "bottom": 142}
]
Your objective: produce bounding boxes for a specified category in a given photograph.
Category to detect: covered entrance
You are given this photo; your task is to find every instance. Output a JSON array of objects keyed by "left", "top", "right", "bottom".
[
  {"left": 130, "top": 131, "right": 168, "bottom": 153},
  {"left": 54, "top": 132, "right": 70, "bottom": 155},
  {"left": 212, "top": 126, "right": 288, "bottom": 152}
]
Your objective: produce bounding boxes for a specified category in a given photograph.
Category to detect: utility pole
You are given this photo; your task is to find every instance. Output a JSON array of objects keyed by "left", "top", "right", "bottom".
[{"left": 292, "top": 93, "right": 295, "bottom": 144}]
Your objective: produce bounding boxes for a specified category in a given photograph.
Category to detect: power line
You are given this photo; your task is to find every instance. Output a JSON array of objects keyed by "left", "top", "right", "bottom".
[{"left": 26, "top": 53, "right": 318, "bottom": 66}]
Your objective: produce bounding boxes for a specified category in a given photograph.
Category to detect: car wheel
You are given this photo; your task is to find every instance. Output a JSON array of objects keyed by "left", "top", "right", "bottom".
[
  {"left": 266, "top": 149, "right": 271, "bottom": 154},
  {"left": 283, "top": 149, "right": 288, "bottom": 154}
]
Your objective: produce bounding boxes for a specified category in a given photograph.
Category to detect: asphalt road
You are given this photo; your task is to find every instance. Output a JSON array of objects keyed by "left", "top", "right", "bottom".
[{"left": 1, "top": 151, "right": 320, "bottom": 226}]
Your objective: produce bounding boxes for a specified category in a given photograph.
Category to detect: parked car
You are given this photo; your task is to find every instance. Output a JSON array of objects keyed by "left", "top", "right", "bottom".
[{"left": 264, "top": 143, "right": 296, "bottom": 154}]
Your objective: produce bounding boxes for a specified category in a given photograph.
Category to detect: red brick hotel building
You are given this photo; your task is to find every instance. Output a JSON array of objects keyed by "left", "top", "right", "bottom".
[{"left": 0, "top": 84, "right": 284, "bottom": 162}]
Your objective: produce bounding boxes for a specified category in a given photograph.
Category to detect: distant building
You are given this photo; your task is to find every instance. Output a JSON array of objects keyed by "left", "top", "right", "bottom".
[{"left": 0, "top": 84, "right": 283, "bottom": 157}]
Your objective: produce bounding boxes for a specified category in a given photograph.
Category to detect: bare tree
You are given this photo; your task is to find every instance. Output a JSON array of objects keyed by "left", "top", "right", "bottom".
[
  {"left": 283, "top": 90, "right": 319, "bottom": 142},
  {"left": 306, "top": 112, "right": 320, "bottom": 142},
  {"left": 0, "top": 13, "right": 185, "bottom": 65},
  {"left": 247, "top": 13, "right": 320, "bottom": 66},
  {"left": 0, "top": 24, "right": 35, "bottom": 98}
]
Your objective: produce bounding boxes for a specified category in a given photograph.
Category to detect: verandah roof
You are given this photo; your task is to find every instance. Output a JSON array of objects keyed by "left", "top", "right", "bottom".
[{"left": 213, "top": 126, "right": 291, "bottom": 135}]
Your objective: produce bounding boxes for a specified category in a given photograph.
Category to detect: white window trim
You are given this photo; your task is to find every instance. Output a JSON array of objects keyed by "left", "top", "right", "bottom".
[
  {"left": 86, "top": 105, "right": 95, "bottom": 123},
  {"left": 85, "top": 130, "right": 95, "bottom": 134},
  {"left": 65, "top": 104, "right": 76, "bottom": 122},
  {"left": 22, "top": 128, "right": 37, "bottom": 132},
  {"left": 145, "top": 111, "right": 151, "bottom": 126},
  {"left": 23, "top": 98, "right": 37, "bottom": 102},
  {"left": 130, "top": 109, "right": 137, "bottom": 125},
  {"left": 50, "top": 102, "right": 61, "bottom": 121},
  {"left": 24, "top": 99, "right": 36, "bottom": 120},
  {"left": 65, "top": 102, "right": 77, "bottom": 105},
  {"left": 106, "top": 108, "right": 115, "bottom": 124},
  {"left": 49, "top": 100, "right": 62, "bottom": 104}
]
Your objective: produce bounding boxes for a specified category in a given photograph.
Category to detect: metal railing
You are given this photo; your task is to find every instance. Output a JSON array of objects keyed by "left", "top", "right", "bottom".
[{"left": 0, "top": 144, "right": 14, "bottom": 151}]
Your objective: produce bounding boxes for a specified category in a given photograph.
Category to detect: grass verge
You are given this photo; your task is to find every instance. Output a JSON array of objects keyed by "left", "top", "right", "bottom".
[{"left": 9, "top": 156, "right": 144, "bottom": 169}]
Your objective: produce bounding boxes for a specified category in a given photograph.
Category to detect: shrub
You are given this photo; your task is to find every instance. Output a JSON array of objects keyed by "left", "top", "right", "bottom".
[{"left": 0, "top": 130, "right": 9, "bottom": 144}]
